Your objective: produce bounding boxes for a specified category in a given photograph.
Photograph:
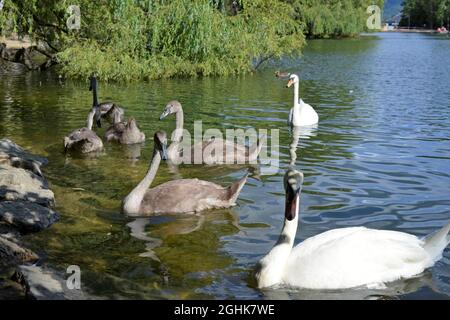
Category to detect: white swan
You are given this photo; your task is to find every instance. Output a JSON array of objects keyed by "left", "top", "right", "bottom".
[
  {"left": 255, "top": 169, "right": 450, "bottom": 290},
  {"left": 286, "top": 74, "right": 319, "bottom": 126}
]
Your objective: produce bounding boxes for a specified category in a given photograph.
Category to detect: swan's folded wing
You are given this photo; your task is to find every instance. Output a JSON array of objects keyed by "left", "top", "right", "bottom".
[
  {"left": 284, "top": 228, "right": 431, "bottom": 289},
  {"left": 142, "top": 179, "right": 227, "bottom": 214}
]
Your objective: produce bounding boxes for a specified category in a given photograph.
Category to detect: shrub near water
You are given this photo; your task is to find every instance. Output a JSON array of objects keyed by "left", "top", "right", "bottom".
[{"left": 57, "top": 0, "right": 305, "bottom": 81}]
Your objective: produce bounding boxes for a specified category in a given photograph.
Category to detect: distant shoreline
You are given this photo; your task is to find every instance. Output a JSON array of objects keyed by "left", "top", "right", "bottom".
[{"left": 382, "top": 28, "right": 448, "bottom": 34}]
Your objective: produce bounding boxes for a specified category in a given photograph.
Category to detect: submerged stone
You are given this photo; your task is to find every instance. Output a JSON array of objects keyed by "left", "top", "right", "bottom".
[
  {"left": 15, "top": 265, "right": 92, "bottom": 300},
  {"left": 0, "top": 278, "right": 27, "bottom": 300},
  {"left": 0, "top": 234, "right": 39, "bottom": 269}
]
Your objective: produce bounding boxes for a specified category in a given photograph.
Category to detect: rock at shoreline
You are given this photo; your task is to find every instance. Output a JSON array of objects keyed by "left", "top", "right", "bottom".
[
  {"left": 15, "top": 265, "right": 91, "bottom": 300},
  {"left": 0, "top": 43, "right": 51, "bottom": 70},
  {"left": 0, "top": 139, "right": 48, "bottom": 177},
  {"left": 0, "top": 139, "right": 66, "bottom": 300},
  {"left": 0, "top": 201, "right": 59, "bottom": 233},
  {"left": 0, "top": 164, "right": 55, "bottom": 207}
]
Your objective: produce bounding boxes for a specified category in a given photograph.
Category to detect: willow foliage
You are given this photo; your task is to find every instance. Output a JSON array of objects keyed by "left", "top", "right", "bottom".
[
  {"left": 289, "top": 0, "right": 384, "bottom": 38},
  {"left": 0, "top": 0, "right": 383, "bottom": 81}
]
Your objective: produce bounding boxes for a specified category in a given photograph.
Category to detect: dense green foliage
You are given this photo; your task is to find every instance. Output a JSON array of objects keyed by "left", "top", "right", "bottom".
[
  {"left": 400, "top": 0, "right": 450, "bottom": 28},
  {"left": 0, "top": 0, "right": 383, "bottom": 81}
]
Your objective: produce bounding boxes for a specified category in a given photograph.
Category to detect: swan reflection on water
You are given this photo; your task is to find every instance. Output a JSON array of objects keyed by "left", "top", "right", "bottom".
[
  {"left": 127, "top": 210, "right": 243, "bottom": 263},
  {"left": 289, "top": 124, "right": 318, "bottom": 166},
  {"left": 259, "top": 271, "right": 436, "bottom": 300},
  {"left": 123, "top": 142, "right": 144, "bottom": 163}
]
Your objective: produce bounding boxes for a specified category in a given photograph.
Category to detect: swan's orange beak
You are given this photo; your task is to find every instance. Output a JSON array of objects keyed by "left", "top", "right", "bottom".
[{"left": 286, "top": 79, "right": 294, "bottom": 88}]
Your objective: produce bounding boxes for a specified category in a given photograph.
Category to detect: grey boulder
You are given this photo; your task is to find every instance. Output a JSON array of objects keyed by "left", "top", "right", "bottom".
[
  {"left": 0, "top": 164, "right": 54, "bottom": 206},
  {"left": 0, "top": 201, "right": 59, "bottom": 233},
  {"left": 0, "top": 139, "right": 48, "bottom": 177}
]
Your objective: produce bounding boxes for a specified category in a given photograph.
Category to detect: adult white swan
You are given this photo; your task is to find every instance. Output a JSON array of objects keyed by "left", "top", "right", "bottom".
[
  {"left": 286, "top": 74, "right": 319, "bottom": 126},
  {"left": 255, "top": 169, "right": 450, "bottom": 289}
]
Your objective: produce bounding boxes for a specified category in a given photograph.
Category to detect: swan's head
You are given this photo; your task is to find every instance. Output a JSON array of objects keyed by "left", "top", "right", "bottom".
[
  {"left": 286, "top": 74, "right": 299, "bottom": 88},
  {"left": 154, "top": 131, "right": 168, "bottom": 160},
  {"left": 64, "top": 128, "right": 89, "bottom": 153},
  {"left": 160, "top": 100, "right": 182, "bottom": 120},
  {"left": 283, "top": 169, "right": 304, "bottom": 221}
]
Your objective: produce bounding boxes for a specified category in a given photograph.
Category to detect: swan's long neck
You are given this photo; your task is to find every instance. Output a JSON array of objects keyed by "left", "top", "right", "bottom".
[
  {"left": 256, "top": 197, "right": 299, "bottom": 288},
  {"left": 92, "top": 83, "right": 98, "bottom": 107},
  {"left": 122, "top": 150, "right": 161, "bottom": 214},
  {"left": 86, "top": 108, "right": 95, "bottom": 130},
  {"left": 173, "top": 109, "right": 184, "bottom": 142},
  {"left": 167, "top": 109, "right": 184, "bottom": 161},
  {"left": 293, "top": 81, "right": 300, "bottom": 109}
]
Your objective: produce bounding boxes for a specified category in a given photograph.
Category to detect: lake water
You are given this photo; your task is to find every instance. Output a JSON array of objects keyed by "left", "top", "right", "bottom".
[{"left": 0, "top": 32, "right": 449, "bottom": 300}]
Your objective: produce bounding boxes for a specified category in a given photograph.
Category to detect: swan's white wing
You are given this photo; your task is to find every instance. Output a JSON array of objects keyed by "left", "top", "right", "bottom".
[
  {"left": 284, "top": 227, "right": 432, "bottom": 289},
  {"left": 293, "top": 100, "right": 319, "bottom": 126}
]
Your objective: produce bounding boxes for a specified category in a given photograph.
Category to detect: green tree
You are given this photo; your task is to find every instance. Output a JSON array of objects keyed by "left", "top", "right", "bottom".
[
  {"left": 400, "top": 0, "right": 450, "bottom": 29},
  {"left": 287, "top": 0, "right": 384, "bottom": 38},
  {"left": 0, "top": 0, "right": 388, "bottom": 81}
]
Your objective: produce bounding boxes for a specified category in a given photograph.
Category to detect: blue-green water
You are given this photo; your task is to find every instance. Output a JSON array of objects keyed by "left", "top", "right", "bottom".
[{"left": 0, "top": 32, "right": 449, "bottom": 299}]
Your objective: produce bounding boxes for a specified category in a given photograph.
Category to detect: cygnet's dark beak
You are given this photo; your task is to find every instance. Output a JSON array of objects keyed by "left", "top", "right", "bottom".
[
  {"left": 160, "top": 143, "right": 168, "bottom": 160},
  {"left": 159, "top": 110, "right": 170, "bottom": 121}
]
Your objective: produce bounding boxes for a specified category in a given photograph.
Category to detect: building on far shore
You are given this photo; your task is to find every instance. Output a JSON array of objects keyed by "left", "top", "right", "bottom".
[{"left": 382, "top": 13, "right": 402, "bottom": 31}]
